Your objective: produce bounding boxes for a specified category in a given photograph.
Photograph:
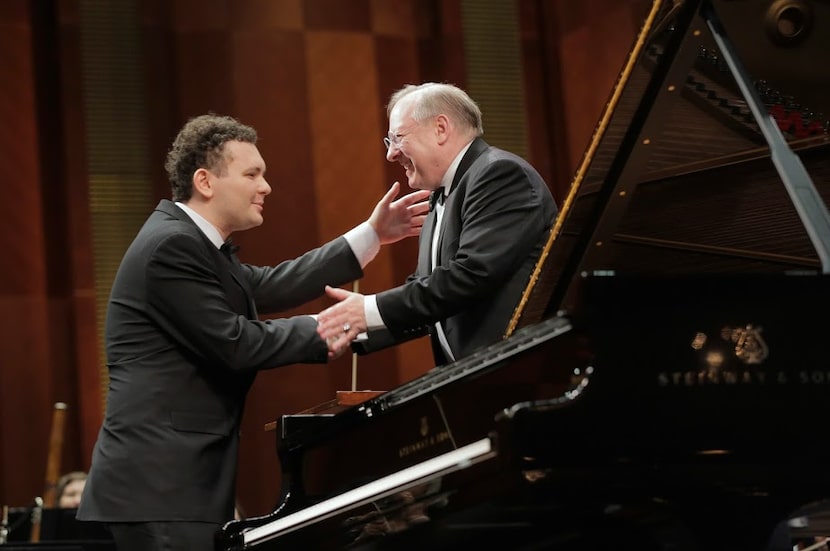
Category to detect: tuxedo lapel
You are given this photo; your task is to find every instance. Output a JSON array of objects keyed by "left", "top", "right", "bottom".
[
  {"left": 214, "top": 242, "right": 257, "bottom": 319},
  {"left": 449, "top": 138, "right": 489, "bottom": 194},
  {"left": 432, "top": 139, "right": 490, "bottom": 268},
  {"left": 225, "top": 253, "right": 257, "bottom": 318}
]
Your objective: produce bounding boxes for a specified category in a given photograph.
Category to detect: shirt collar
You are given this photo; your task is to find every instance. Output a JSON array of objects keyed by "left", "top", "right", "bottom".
[
  {"left": 175, "top": 201, "right": 224, "bottom": 249},
  {"left": 439, "top": 139, "right": 474, "bottom": 196}
]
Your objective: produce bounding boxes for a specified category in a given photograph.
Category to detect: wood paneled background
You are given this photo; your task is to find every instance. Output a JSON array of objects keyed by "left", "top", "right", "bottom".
[{"left": 0, "top": 0, "right": 649, "bottom": 517}]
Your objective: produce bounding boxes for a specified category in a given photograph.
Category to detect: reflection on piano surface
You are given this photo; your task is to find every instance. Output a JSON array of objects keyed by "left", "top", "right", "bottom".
[{"left": 217, "top": 0, "right": 830, "bottom": 549}]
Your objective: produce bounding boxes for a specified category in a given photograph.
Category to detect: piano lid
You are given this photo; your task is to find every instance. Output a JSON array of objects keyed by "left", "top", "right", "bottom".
[{"left": 508, "top": 0, "right": 830, "bottom": 334}]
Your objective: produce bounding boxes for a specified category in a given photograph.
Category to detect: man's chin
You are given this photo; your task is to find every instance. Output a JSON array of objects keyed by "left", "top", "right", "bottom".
[{"left": 240, "top": 216, "right": 264, "bottom": 231}]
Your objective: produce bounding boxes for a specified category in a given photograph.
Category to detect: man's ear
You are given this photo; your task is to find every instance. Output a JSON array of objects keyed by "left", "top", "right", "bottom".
[
  {"left": 434, "top": 114, "right": 450, "bottom": 145},
  {"left": 192, "top": 168, "right": 213, "bottom": 199}
]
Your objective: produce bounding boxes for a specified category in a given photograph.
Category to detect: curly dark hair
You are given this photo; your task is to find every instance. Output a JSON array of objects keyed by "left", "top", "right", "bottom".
[{"left": 165, "top": 114, "right": 257, "bottom": 202}]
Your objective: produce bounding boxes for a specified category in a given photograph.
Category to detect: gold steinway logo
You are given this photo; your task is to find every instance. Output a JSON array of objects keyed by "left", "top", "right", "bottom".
[
  {"left": 658, "top": 323, "right": 830, "bottom": 387},
  {"left": 727, "top": 324, "right": 768, "bottom": 365},
  {"left": 398, "top": 416, "right": 451, "bottom": 458}
]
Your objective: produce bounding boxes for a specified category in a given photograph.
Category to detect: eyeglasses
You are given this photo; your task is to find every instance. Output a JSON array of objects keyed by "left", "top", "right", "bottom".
[
  {"left": 384, "top": 120, "right": 425, "bottom": 151},
  {"left": 383, "top": 133, "right": 403, "bottom": 151}
]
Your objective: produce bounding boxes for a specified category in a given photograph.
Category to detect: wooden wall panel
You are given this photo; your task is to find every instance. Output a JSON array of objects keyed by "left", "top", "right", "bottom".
[
  {"left": 304, "top": 0, "right": 371, "bottom": 30},
  {"left": 554, "top": 0, "right": 652, "bottom": 174},
  {"left": 235, "top": 0, "right": 304, "bottom": 29},
  {"left": 518, "top": 0, "right": 652, "bottom": 199},
  {"left": 0, "top": 0, "right": 52, "bottom": 507},
  {"left": 518, "top": 0, "right": 568, "bottom": 198},
  {"left": 305, "top": 30, "right": 388, "bottom": 391},
  {"left": 57, "top": 0, "right": 102, "bottom": 466},
  {"left": 306, "top": 33, "right": 381, "bottom": 243},
  {"left": 0, "top": 0, "right": 94, "bottom": 507}
]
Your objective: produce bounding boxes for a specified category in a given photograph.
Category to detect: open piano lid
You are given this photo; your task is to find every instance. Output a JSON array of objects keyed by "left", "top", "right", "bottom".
[{"left": 509, "top": 0, "right": 830, "bottom": 334}]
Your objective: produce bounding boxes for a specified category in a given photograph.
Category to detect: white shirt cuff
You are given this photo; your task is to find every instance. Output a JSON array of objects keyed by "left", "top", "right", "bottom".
[
  {"left": 343, "top": 221, "right": 380, "bottom": 269},
  {"left": 364, "top": 294, "right": 385, "bottom": 330}
]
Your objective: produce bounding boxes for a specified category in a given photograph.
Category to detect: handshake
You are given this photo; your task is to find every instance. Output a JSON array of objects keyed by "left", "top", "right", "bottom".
[
  {"left": 316, "top": 285, "right": 367, "bottom": 360},
  {"left": 314, "top": 182, "right": 430, "bottom": 359}
]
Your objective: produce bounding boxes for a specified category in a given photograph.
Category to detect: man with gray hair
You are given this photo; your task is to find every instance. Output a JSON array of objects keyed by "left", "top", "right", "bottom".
[{"left": 318, "top": 82, "right": 557, "bottom": 365}]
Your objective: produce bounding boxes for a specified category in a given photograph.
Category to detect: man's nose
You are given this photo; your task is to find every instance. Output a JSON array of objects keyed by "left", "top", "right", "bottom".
[{"left": 385, "top": 145, "right": 399, "bottom": 163}]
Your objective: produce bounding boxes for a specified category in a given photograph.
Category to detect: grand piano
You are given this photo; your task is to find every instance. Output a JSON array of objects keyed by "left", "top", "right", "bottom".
[{"left": 217, "top": 0, "right": 830, "bottom": 549}]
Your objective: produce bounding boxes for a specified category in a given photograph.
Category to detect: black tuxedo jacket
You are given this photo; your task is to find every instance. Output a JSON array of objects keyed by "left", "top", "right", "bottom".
[
  {"left": 78, "top": 199, "right": 362, "bottom": 523},
  {"left": 371, "top": 138, "right": 557, "bottom": 364}
]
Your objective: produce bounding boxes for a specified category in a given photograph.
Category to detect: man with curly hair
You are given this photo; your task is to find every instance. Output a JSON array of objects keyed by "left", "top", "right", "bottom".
[{"left": 77, "top": 114, "right": 429, "bottom": 550}]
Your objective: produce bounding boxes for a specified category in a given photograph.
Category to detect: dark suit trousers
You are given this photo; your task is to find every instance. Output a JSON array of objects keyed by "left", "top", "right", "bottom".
[{"left": 108, "top": 521, "right": 221, "bottom": 551}]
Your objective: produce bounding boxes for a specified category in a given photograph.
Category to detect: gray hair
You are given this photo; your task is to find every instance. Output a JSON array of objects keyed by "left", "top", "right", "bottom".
[{"left": 387, "top": 82, "right": 484, "bottom": 137}]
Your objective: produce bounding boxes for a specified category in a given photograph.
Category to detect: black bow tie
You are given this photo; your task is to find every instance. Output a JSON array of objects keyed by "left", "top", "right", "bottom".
[
  {"left": 220, "top": 240, "right": 240, "bottom": 259},
  {"left": 429, "top": 189, "right": 446, "bottom": 212}
]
